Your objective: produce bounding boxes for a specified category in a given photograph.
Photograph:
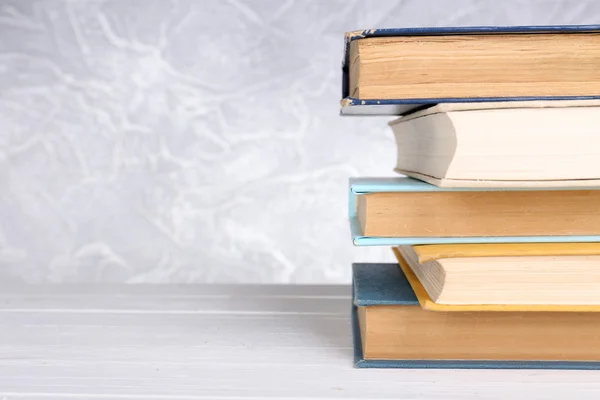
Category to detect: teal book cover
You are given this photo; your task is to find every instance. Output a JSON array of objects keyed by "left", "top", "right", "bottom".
[
  {"left": 340, "top": 24, "right": 600, "bottom": 115},
  {"left": 352, "top": 263, "right": 600, "bottom": 369},
  {"left": 349, "top": 177, "right": 600, "bottom": 246}
]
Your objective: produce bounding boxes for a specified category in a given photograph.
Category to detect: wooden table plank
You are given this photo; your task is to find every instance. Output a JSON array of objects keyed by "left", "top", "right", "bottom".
[{"left": 0, "top": 284, "right": 599, "bottom": 399}]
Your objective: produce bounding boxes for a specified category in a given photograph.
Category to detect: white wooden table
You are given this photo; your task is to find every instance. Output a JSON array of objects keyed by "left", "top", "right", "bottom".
[{"left": 1, "top": 284, "right": 600, "bottom": 399}]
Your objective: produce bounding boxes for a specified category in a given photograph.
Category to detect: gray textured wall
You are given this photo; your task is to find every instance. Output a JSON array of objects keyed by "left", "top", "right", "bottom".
[{"left": 1, "top": 0, "right": 599, "bottom": 283}]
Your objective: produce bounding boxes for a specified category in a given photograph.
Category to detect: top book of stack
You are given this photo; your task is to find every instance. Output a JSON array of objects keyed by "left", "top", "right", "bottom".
[{"left": 340, "top": 25, "right": 600, "bottom": 115}]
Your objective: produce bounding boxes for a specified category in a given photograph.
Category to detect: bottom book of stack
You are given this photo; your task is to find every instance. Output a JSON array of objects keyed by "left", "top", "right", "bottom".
[{"left": 352, "top": 262, "right": 600, "bottom": 369}]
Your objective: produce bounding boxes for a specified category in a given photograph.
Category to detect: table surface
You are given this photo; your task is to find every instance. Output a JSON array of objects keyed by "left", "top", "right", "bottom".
[{"left": 2, "top": 284, "right": 600, "bottom": 399}]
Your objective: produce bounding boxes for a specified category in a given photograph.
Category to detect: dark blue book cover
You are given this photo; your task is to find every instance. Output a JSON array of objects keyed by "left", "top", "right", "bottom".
[{"left": 341, "top": 25, "right": 600, "bottom": 115}]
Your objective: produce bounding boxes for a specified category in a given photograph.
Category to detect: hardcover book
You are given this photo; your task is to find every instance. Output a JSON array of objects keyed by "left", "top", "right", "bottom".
[
  {"left": 349, "top": 178, "right": 600, "bottom": 246},
  {"left": 340, "top": 24, "right": 600, "bottom": 115},
  {"left": 352, "top": 263, "right": 600, "bottom": 369},
  {"left": 391, "top": 246, "right": 600, "bottom": 312}
]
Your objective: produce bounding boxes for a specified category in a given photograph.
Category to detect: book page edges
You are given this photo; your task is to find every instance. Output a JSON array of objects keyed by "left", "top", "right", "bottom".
[{"left": 391, "top": 247, "right": 600, "bottom": 312}]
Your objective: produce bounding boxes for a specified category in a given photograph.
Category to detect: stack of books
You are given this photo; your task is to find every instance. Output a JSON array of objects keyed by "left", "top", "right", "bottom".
[{"left": 341, "top": 25, "right": 600, "bottom": 369}]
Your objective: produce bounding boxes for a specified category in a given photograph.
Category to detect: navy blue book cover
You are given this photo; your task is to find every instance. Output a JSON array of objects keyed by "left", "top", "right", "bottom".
[
  {"left": 341, "top": 25, "right": 600, "bottom": 115},
  {"left": 352, "top": 263, "right": 600, "bottom": 369}
]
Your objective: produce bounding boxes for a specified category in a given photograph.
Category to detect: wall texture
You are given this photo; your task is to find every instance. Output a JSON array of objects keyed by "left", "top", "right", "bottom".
[{"left": 1, "top": 0, "right": 599, "bottom": 283}]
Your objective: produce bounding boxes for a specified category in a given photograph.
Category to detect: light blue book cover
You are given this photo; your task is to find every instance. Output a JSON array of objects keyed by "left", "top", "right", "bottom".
[
  {"left": 340, "top": 24, "right": 600, "bottom": 115},
  {"left": 352, "top": 262, "right": 600, "bottom": 369},
  {"left": 349, "top": 177, "right": 600, "bottom": 246}
]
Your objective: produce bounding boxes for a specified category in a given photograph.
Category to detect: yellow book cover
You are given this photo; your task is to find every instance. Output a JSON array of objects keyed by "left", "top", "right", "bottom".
[{"left": 413, "top": 243, "right": 600, "bottom": 263}]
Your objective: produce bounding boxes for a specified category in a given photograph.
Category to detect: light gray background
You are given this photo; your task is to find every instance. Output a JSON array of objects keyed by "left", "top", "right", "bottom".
[{"left": 1, "top": 0, "right": 598, "bottom": 283}]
